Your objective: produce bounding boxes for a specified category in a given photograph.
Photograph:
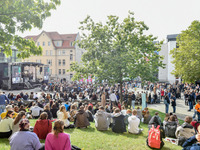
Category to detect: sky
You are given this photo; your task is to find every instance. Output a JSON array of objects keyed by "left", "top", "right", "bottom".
[{"left": 18, "top": 0, "right": 200, "bottom": 41}]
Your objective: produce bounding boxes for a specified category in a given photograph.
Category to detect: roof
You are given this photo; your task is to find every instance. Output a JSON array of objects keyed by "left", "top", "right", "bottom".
[
  {"left": 24, "top": 31, "right": 78, "bottom": 49},
  {"left": 167, "top": 34, "right": 179, "bottom": 42}
]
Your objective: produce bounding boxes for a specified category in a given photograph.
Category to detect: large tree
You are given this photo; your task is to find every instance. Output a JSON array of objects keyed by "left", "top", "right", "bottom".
[
  {"left": 170, "top": 20, "right": 200, "bottom": 83},
  {"left": 0, "top": 0, "right": 60, "bottom": 58},
  {"left": 70, "top": 11, "right": 164, "bottom": 102}
]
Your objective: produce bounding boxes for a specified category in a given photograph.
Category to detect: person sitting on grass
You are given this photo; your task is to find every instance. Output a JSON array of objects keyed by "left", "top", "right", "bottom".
[
  {"left": 94, "top": 106, "right": 112, "bottom": 131},
  {"left": 86, "top": 105, "right": 94, "bottom": 122},
  {"left": 45, "top": 120, "right": 71, "bottom": 150},
  {"left": 33, "top": 112, "right": 52, "bottom": 139},
  {"left": 112, "top": 108, "right": 126, "bottom": 133},
  {"left": 0, "top": 110, "right": 14, "bottom": 138},
  {"left": 10, "top": 119, "right": 42, "bottom": 150},
  {"left": 0, "top": 105, "right": 18, "bottom": 119},
  {"left": 175, "top": 116, "right": 195, "bottom": 146},
  {"left": 143, "top": 111, "right": 152, "bottom": 124},
  {"left": 163, "top": 113, "right": 170, "bottom": 129},
  {"left": 182, "top": 130, "right": 200, "bottom": 150},
  {"left": 11, "top": 111, "right": 26, "bottom": 136},
  {"left": 69, "top": 104, "right": 77, "bottom": 122},
  {"left": 136, "top": 107, "right": 142, "bottom": 120},
  {"left": 57, "top": 105, "right": 71, "bottom": 129},
  {"left": 75, "top": 106, "right": 90, "bottom": 128},
  {"left": 30, "top": 103, "right": 44, "bottom": 119},
  {"left": 165, "top": 115, "right": 178, "bottom": 138},
  {"left": 44, "top": 104, "right": 53, "bottom": 120},
  {"left": 128, "top": 109, "right": 143, "bottom": 134},
  {"left": 148, "top": 112, "right": 162, "bottom": 129},
  {"left": 124, "top": 109, "right": 132, "bottom": 126}
]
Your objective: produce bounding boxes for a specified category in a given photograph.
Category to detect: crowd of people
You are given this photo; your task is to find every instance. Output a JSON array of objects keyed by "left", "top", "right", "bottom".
[{"left": 0, "top": 81, "right": 200, "bottom": 149}]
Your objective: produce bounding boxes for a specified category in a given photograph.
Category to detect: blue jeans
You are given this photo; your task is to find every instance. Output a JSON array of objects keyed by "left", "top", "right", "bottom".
[
  {"left": 172, "top": 105, "right": 176, "bottom": 113},
  {"left": 189, "top": 101, "right": 193, "bottom": 111},
  {"left": 165, "top": 104, "right": 169, "bottom": 114},
  {"left": 193, "top": 109, "right": 197, "bottom": 119},
  {"left": 132, "top": 100, "right": 135, "bottom": 109},
  {"left": 197, "top": 112, "right": 200, "bottom": 121},
  {"left": 0, "top": 105, "right": 6, "bottom": 115}
]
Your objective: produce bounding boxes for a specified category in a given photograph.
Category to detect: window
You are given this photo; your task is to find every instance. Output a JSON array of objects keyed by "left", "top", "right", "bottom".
[
  {"left": 70, "top": 64, "right": 72, "bottom": 69},
  {"left": 62, "top": 50, "right": 65, "bottom": 55},
  {"left": 56, "top": 41, "right": 60, "bottom": 47},
  {"left": 70, "top": 74, "right": 73, "bottom": 79},
  {"left": 63, "top": 59, "right": 65, "bottom": 66},
  {"left": 50, "top": 50, "right": 53, "bottom": 56},
  {"left": 58, "top": 50, "right": 62, "bottom": 55},
  {"left": 46, "top": 50, "right": 48, "bottom": 56},
  {"left": 70, "top": 54, "right": 73, "bottom": 61},
  {"left": 49, "top": 69, "right": 52, "bottom": 75},
  {"left": 48, "top": 41, "right": 51, "bottom": 46},
  {"left": 36, "top": 59, "right": 41, "bottom": 63},
  {"left": 47, "top": 59, "right": 52, "bottom": 66},
  {"left": 37, "top": 42, "right": 40, "bottom": 46},
  {"left": 63, "top": 69, "right": 65, "bottom": 75},
  {"left": 70, "top": 42, "right": 73, "bottom": 46},
  {"left": 58, "top": 59, "right": 61, "bottom": 66},
  {"left": 43, "top": 42, "right": 45, "bottom": 46},
  {"left": 59, "top": 69, "right": 61, "bottom": 75},
  {"left": 70, "top": 50, "right": 73, "bottom": 52}
]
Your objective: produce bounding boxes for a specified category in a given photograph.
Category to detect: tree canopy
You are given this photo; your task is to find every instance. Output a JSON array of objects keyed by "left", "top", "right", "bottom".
[
  {"left": 0, "top": 0, "right": 60, "bottom": 58},
  {"left": 170, "top": 20, "right": 200, "bottom": 83},
  {"left": 70, "top": 12, "right": 165, "bottom": 100}
]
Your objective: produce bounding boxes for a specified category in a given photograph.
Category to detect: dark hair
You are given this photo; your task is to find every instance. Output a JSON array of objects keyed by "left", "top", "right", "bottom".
[
  {"left": 99, "top": 106, "right": 104, "bottom": 110},
  {"left": 39, "top": 112, "right": 48, "bottom": 120},
  {"left": 14, "top": 111, "right": 26, "bottom": 125},
  {"left": 88, "top": 105, "right": 93, "bottom": 111},
  {"left": 53, "top": 120, "right": 64, "bottom": 136},
  {"left": 6, "top": 110, "right": 14, "bottom": 118}
]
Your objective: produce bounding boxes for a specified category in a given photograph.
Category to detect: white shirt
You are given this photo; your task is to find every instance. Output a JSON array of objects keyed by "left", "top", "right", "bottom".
[
  {"left": 128, "top": 115, "right": 140, "bottom": 134},
  {"left": 30, "top": 106, "right": 43, "bottom": 117},
  {"left": 110, "top": 93, "right": 117, "bottom": 102}
]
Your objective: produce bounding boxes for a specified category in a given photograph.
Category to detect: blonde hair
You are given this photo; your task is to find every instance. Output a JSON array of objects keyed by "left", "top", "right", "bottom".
[{"left": 59, "top": 105, "right": 68, "bottom": 119}]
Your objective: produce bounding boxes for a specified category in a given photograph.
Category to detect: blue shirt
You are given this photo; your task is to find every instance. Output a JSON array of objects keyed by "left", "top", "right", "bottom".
[{"left": 0, "top": 94, "right": 9, "bottom": 105}]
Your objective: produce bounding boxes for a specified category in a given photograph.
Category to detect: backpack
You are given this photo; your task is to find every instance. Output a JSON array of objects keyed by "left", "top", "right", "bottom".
[
  {"left": 148, "top": 125, "right": 161, "bottom": 149},
  {"left": 165, "top": 122, "right": 177, "bottom": 138}
]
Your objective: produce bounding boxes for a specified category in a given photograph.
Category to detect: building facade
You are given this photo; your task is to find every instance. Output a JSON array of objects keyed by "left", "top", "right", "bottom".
[
  {"left": 0, "top": 46, "right": 21, "bottom": 63},
  {"left": 158, "top": 34, "right": 181, "bottom": 84},
  {"left": 24, "top": 31, "right": 84, "bottom": 81}
]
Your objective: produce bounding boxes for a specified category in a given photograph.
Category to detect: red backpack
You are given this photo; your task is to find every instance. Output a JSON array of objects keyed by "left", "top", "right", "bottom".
[{"left": 148, "top": 125, "right": 161, "bottom": 149}]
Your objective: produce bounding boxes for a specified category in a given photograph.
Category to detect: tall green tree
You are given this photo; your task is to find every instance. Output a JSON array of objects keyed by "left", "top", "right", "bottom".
[
  {"left": 170, "top": 20, "right": 200, "bottom": 83},
  {"left": 0, "top": 0, "right": 60, "bottom": 58},
  {"left": 70, "top": 11, "right": 164, "bottom": 102}
]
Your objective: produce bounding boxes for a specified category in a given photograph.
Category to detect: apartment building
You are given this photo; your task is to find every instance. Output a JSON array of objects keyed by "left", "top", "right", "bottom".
[{"left": 24, "top": 31, "right": 84, "bottom": 81}]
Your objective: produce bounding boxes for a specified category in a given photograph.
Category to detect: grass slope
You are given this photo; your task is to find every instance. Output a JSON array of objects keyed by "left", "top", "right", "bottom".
[{"left": 0, "top": 109, "right": 183, "bottom": 150}]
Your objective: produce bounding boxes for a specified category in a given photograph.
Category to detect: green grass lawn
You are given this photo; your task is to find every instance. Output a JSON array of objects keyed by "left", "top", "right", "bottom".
[{"left": 0, "top": 108, "right": 183, "bottom": 150}]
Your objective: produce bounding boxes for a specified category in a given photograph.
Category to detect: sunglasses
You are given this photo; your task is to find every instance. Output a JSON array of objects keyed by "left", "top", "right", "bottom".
[{"left": 11, "top": 114, "right": 14, "bottom": 116}]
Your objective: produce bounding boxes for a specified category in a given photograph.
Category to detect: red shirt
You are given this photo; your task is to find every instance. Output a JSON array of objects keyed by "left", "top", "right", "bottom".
[{"left": 33, "top": 119, "right": 52, "bottom": 139}]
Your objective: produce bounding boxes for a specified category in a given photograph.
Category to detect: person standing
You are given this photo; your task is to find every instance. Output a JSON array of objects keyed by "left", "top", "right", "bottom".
[
  {"left": 101, "top": 92, "right": 106, "bottom": 107},
  {"left": 131, "top": 92, "right": 136, "bottom": 110},
  {"left": 195, "top": 100, "right": 200, "bottom": 121},
  {"left": 110, "top": 91, "right": 117, "bottom": 110},
  {"left": 164, "top": 95, "right": 170, "bottom": 114},
  {"left": 171, "top": 94, "right": 176, "bottom": 113},
  {"left": 0, "top": 92, "right": 9, "bottom": 115}
]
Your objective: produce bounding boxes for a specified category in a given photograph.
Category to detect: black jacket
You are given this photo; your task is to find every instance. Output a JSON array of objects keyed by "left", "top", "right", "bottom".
[{"left": 112, "top": 113, "right": 126, "bottom": 133}]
